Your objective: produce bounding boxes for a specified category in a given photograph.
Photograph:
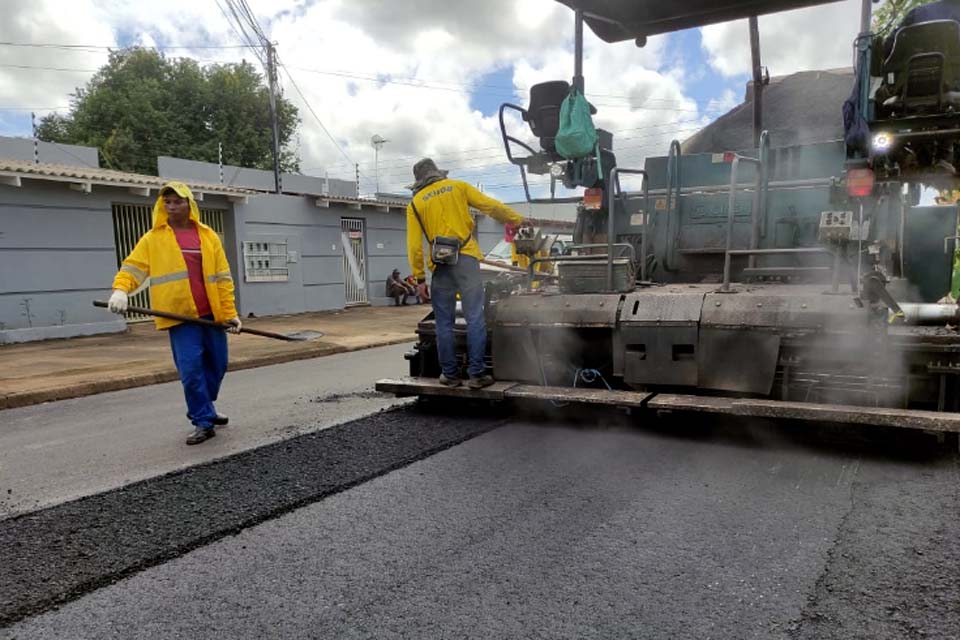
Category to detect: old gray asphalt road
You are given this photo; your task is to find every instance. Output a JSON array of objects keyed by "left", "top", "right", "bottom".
[
  {"left": 7, "top": 415, "right": 958, "bottom": 640},
  {"left": 0, "top": 343, "right": 412, "bottom": 518}
]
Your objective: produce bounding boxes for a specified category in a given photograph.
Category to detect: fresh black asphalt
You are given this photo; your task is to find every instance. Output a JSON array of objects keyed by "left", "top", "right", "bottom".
[
  {"left": 0, "top": 405, "right": 501, "bottom": 628},
  {"left": 3, "top": 408, "right": 958, "bottom": 639}
]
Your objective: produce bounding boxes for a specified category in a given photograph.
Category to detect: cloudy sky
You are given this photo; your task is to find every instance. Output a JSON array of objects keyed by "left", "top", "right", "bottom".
[{"left": 0, "top": 0, "right": 867, "bottom": 201}]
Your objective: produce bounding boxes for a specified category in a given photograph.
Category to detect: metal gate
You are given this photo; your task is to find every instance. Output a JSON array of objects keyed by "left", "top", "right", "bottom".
[
  {"left": 341, "top": 218, "right": 369, "bottom": 306},
  {"left": 111, "top": 203, "right": 225, "bottom": 321}
]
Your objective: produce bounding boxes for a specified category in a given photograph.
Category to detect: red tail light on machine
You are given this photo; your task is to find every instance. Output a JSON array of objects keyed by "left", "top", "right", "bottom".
[{"left": 847, "top": 168, "right": 875, "bottom": 197}]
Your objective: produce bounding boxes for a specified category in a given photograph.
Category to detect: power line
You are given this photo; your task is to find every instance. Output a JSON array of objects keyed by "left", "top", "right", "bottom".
[
  {"left": 320, "top": 117, "right": 709, "bottom": 173},
  {"left": 357, "top": 124, "right": 705, "bottom": 188},
  {"left": 0, "top": 63, "right": 97, "bottom": 73},
  {"left": 0, "top": 41, "right": 257, "bottom": 51},
  {"left": 0, "top": 105, "right": 70, "bottom": 111},
  {"left": 284, "top": 65, "right": 701, "bottom": 112},
  {"left": 216, "top": 0, "right": 267, "bottom": 66},
  {"left": 278, "top": 61, "right": 355, "bottom": 166}
]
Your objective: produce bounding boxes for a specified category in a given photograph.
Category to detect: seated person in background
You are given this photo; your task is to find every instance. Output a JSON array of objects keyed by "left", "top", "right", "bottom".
[
  {"left": 386, "top": 269, "right": 417, "bottom": 306},
  {"left": 405, "top": 274, "right": 429, "bottom": 303}
]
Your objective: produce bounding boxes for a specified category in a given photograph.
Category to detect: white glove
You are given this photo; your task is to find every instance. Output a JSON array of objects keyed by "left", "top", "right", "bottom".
[
  {"left": 107, "top": 289, "right": 129, "bottom": 314},
  {"left": 225, "top": 318, "right": 242, "bottom": 334}
]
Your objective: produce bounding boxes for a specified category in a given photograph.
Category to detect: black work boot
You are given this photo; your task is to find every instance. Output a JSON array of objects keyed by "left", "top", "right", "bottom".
[
  {"left": 186, "top": 427, "right": 216, "bottom": 445},
  {"left": 212, "top": 414, "right": 229, "bottom": 426}
]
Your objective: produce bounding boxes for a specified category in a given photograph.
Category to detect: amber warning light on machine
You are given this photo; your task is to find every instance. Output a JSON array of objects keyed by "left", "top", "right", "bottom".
[
  {"left": 583, "top": 188, "right": 604, "bottom": 210},
  {"left": 846, "top": 168, "right": 875, "bottom": 197}
]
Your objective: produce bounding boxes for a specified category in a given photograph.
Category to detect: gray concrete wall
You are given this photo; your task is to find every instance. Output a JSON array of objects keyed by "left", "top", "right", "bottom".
[
  {"left": 508, "top": 200, "right": 579, "bottom": 222},
  {"left": 283, "top": 173, "right": 357, "bottom": 198},
  {"left": 475, "top": 216, "right": 504, "bottom": 254},
  {"left": 474, "top": 214, "right": 573, "bottom": 255},
  {"left": 158, "top": 156, "right": 356, "bottom": 197},
  {"left": 231, "top": 195, "right": 417, "bottom": 313},
  {"left": 363, "top": 210, "right": 410, "bottom": 303},
  {"left": 0, "top": 180, "right": 127, "bottom": 342},
  {"left": 0, "top": 180, "right": 235, "bottom": 343},
  {"left": 231, "top": 194, "right": 344, "bottom": 316},
  {"left": 0, "top": 136, "right": 99, "bottom": 168}
]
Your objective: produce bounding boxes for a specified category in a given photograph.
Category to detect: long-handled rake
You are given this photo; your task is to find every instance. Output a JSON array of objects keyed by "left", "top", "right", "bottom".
[{"left": 93, "top": 301, "right": 323, "bottom": 341}]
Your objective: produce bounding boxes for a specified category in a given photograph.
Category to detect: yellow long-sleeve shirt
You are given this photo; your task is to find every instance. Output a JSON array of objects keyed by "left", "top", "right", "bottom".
[{"left": 406, "top": 179, "right": 524, "bottom": 280}]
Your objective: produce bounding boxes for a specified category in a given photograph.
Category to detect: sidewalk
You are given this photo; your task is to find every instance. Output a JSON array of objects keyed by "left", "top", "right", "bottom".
[{"left": 0, "top": 304, "right": 426, "bottom": 410}]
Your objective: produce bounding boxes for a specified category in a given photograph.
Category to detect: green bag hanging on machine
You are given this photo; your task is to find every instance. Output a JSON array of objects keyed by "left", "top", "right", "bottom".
[{"left": 555, "top": 87, "right": 599, "bottom": 159}]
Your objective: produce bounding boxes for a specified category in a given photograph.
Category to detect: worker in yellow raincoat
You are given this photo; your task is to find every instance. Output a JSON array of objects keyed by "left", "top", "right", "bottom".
[{"left": 107, "top": 181, "right": 241, "bottom": 445}]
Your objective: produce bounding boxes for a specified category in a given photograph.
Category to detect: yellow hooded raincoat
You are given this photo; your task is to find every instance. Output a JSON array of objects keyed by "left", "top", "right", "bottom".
[{"left": 112, "top": 182, "right": 238, "bottom": 330}]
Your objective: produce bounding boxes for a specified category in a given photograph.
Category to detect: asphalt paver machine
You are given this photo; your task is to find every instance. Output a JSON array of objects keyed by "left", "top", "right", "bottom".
[{"left": 378, "top": 0, "right": 960, "bottom": 440}]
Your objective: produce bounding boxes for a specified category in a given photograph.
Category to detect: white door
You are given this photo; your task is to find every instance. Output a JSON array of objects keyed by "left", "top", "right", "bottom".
[{"left": 341, "top": 218, "right": 368, "bottom": 306}]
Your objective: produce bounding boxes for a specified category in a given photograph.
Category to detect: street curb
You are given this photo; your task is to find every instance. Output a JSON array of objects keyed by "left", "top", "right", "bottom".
[{"left": 0, "top": 336, "right": 414, "bottom": 411}]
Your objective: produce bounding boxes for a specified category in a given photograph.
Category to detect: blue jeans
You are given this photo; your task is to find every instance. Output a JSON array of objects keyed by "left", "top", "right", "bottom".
[
  {"left": 430, "top": 255, "right": 487, "bottom": 379},
  {"left": 168, "top": 316, "right": 228, "bottom": 428}
]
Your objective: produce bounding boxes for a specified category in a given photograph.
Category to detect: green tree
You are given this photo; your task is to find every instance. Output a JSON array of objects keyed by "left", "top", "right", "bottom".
[
  {"left": 37, "top": 48, "right": 300, "bottom": 175},
  {"left": 872, "top": 0, "right": 937, "bottom": 35}
]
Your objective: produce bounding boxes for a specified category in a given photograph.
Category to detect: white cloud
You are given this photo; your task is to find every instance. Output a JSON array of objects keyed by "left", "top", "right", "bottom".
[
  {"left": 1, "top": 0, "right": 721, "bottom": 200},
  {"left": 701, "top": 0, "right": 862, "bottom": 77},
  {"left": 0, "top": 0, "right": 114, "bottom": 111}
]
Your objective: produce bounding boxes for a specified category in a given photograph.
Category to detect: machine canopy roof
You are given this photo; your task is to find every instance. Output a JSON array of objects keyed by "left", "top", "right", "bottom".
[{"left": 556, "top": 0, "right": 843, "bottom": 42}]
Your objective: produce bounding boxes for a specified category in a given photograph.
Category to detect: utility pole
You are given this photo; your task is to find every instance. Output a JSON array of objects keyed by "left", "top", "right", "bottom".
[
  {"left": 266, "top": 42, "right": 282, "bottom": 194},
  {"left": 355, "top": 163, "right": 360, "bottom": 197},
  {"left": 370, "top": 134, "right": 388, "bottom": 195},
  {"left": 218, "top": 141, "right": 224, "bottom": 184},
  {"left": 748, "top": 16, "right": 765, "bottom": 148}
]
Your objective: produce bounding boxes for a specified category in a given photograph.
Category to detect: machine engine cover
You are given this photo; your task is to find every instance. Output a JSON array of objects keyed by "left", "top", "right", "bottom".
[{"left": 616, "top": 291, "right": 705, "bottom": 387}]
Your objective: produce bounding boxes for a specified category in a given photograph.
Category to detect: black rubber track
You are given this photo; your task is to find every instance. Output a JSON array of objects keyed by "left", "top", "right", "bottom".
[{"left": 0, "top": 405, "right": 502, "bottom": 628}]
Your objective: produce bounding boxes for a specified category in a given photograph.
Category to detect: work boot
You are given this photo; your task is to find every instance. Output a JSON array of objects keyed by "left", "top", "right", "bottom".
[
  {"left": 186, "top": 427, "right": 216, "bottom": 445},
  {"left": 468, "top": 374, "right": 495, "bottom": 389},
  {"left": 212, "top": 414, "right": 229, "bottom": 426},
  {"left": 438, "top": 373, "right": 462, "bottom": 387}
]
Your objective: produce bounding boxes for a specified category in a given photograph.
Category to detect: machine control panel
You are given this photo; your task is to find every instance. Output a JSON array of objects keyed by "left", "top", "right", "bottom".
[{"left": 818, "top": 210, "right": 860, "bottom": 242}]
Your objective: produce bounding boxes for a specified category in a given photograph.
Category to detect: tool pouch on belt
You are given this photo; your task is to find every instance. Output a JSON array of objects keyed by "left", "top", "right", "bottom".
[
  {"left": 411, "top": 201, "right": 462, "bottom": 266},
  {"left": 430, "top": 235, "right": 461, "bottom": 265}
]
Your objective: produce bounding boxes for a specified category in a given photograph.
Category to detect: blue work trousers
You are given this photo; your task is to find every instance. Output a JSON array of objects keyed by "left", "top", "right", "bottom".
[
  {"left": 430, "top": 255, "right": 487, "bottom": 379},
  {"left": 168, "top": 316, "right": 228, "bottom": 428}
]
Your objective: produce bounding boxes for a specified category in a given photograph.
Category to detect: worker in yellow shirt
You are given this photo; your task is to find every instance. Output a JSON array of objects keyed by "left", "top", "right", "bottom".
[{"left": 406, "top": 158, "right": 525, "bottom": 389}]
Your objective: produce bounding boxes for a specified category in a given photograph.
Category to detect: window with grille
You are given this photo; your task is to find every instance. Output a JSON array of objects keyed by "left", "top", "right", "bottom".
[{"left": 243, "top": 241, "right": 289, "bottom": 282}]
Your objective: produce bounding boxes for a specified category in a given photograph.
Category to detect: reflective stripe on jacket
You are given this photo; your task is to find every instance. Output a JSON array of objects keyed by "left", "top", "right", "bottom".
[
  {"left": 406, "top": 178, "right": 523, "bottom": 281},
  {"left": 112, "top": 181, "right": 238, "bottom": 330}
]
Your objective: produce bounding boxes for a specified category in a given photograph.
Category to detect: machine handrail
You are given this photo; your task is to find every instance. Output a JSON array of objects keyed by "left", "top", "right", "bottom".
[
  {"left": 499, "top": 102, "right": 552, "bottom": 205},
  {"left": 726, "top": 247, "right": 833, "bottom": 255},
  {"left": 644, "top": 176, "right": 834, "bottom": 197},
  {"left": 607, "top": 167, "right": 650, "bottom": 287},
  {"left": 499, "top": 103, "right": 537, "bottom": 166},
  {"left": 529, "top": 243, "right": 635, "bottom": 290},
  {"left": 754, "top": 130, "right": 772, "bottom": 263},
  {"left": 721, "top": 154, "right": 763, "bottom": 291},
  {"left": 665, "top": 140, "right": 682, "bottom": 270},
  {"left": 567, "top": 242, "right": 636, "bottom": 257}
]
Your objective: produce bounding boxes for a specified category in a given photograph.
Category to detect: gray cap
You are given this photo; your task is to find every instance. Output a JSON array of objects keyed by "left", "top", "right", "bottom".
[{"left": 407, "top": 157, "right": 449, "bottom": 191}]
